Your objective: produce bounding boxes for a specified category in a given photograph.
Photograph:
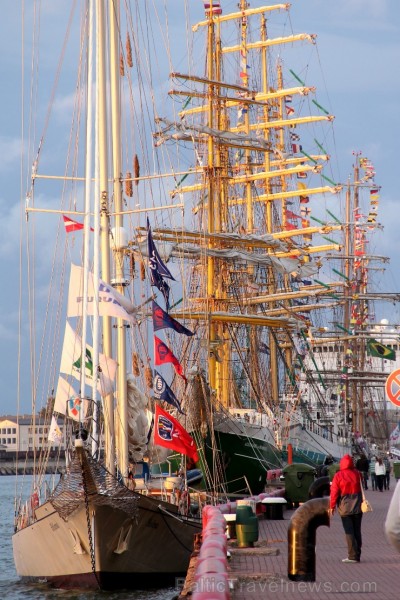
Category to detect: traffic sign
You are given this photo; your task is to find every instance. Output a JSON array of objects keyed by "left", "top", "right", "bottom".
[{"left": 385, "top": 369, "right": 400, "bottom": 407}]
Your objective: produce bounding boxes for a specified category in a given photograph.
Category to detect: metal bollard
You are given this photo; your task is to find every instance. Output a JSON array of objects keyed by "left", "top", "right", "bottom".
[
  {"left": 288, "top": 497, "right": 330, "bottom": 582},
  {"left": 308, "top": 476, "right": 331, "bottom": 499}
]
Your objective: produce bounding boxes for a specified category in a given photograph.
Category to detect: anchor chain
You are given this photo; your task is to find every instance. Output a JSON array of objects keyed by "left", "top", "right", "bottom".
[{"left": 81, "top": 460, "right": 101, "bottom": 589}]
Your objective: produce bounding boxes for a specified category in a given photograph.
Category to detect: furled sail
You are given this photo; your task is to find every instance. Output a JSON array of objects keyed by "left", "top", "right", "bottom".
[{"left": 126, "top": 374, "right": 151, "bottom": 461}]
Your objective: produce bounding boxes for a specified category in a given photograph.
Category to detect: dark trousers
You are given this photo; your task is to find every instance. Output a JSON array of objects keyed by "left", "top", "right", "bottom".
[
  {"left": 376, "top": 474, "right": 385, "bottom": 491},
  {"left": 359, "top": 471, "right": 368, "bottom": 489},
  {"left": 385, "top": 472, "right": 390, "bottom": 490},
  {"left": 371, "top": 473, "right": 376, "bottom": 490},
  {"left": 341, "top": 513, "right": 363, "bottom": 561}
]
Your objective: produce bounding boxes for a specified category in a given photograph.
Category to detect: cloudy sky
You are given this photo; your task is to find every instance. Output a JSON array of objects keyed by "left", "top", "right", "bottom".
[{"left": 0, "top": 0, "right": 399, "bottom": 416}]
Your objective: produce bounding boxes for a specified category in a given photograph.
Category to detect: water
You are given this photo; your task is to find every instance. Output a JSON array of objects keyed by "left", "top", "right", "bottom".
[{"left": 0, "top": 477, "right": 177, "bottom": 600}]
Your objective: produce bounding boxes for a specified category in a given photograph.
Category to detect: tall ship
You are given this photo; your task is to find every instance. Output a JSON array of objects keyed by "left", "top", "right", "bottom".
[
  {"left": 12, "top": 1, "right": 396, "bottom": 591},
  {"left": 142, "top": 0, "right": 356, "bottom": 494},
  {"left": 12, "top": 0, "right": 203, "bottom": 591},
  {"left": 290, "top": 154, "right": 400, "bottom": 461}
]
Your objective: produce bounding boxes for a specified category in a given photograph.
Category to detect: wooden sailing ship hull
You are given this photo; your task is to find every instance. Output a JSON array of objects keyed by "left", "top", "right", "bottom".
[{"left": 13, "top": 492, "right": 200, "bottom": 590}]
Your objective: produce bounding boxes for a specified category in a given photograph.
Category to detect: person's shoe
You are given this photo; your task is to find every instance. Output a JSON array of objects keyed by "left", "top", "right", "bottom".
[{"left": 342, "top": 558, "right": 359, "bottom": 563}]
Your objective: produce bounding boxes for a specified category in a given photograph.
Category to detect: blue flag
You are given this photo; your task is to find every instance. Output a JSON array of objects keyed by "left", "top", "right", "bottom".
[
  {"left": 147, "top": 219, "right": 175, "bottom": 310},
  {"left": 153, "top": 370, "right": 184, "bottom": 414},
  {"left": 152, "top": 301, "right": 194, "bottom": 336}
]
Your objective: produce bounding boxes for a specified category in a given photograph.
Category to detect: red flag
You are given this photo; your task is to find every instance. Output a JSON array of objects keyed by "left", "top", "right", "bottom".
[
  {"left": 284, "top": 222, "right": 298, "bottom": 231},
  {"left": 153, "top": 404, "right": 198, "bottom": 462},
  {"left": 285, "top": 209, "right": 300, "bottom": 220},
  {"left": 204, "top": 1, "right": 222, "bottom": 15},
  {"left": 154, "top": 335, "right": 187, "bottom": 383},
  {"left": 63, "top": 215, "right": 94, "bottom": 233}
]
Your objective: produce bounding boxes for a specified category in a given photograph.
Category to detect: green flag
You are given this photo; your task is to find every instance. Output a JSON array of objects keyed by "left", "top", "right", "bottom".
[
  {"left": 366, "top": 338, "right": 396, "bottom": 361},
  {"left": 73, "top": 347, "right": 94, "bottom": 375}
]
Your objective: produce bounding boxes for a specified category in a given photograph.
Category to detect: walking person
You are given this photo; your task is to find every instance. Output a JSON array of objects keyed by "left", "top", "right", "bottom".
[
  {"left": 383, "top": 454, "right": 391, "bottom": 490},
  {"left": 369, "top": 457, "right": 377, "bottom": 491},
  {"left": 385, "top": 479, "right": 400, "bottom": 552},
  {"left": 375, "top": 457, "right": 386, "bottom": 492},
  {"left": 330, "top": 454, "right": 363, "bottom": 563},
  {"left": 356, "top": 454, "right": 370, "bottom": 490}
]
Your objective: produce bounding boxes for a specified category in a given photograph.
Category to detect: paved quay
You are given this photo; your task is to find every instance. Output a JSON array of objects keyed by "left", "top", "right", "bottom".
[{"left": 229, "top": 485, "right": 400, "bottom": 600}]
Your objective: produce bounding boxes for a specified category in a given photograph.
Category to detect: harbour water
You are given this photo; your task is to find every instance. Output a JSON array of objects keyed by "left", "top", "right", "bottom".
[{"left": 0, "top": 476, "right": 177, "bottom": 600}]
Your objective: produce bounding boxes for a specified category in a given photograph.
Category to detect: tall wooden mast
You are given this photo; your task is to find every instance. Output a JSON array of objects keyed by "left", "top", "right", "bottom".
[{"left": 97, "top": 0, "right": 115, "bottom": 474}]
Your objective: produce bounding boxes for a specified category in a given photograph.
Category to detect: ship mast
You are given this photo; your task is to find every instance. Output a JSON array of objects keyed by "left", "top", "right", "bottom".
[
  {"left": 160, "top": 3, "right": 360, "bottom": 434},
  {"left": 205, "top": 7, "right": 218, "bottom": 397},
  {"left": 97, "top": 0, "right": 115, "bottom": 474},
  {"left": 342, "top": 181, "right": 352, "bottom": 440},
  {"left": 351, "top": 156, "right": 365, "bottom": 435},
  {"left": 108, "top": 0, "right": 129, "bottom": 478},
  {"left": 259, "top": 11, "right": 279, "bottom": 404}
]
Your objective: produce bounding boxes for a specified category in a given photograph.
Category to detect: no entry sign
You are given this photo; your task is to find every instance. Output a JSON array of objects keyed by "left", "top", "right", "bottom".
[{"left": 385, "top": 369, "right": 400, "bottom": 407}]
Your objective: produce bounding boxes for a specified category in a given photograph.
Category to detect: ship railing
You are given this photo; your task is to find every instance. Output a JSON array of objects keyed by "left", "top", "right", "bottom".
[
  {"left": 227, "top": 409, "right": 274, "bottom": 429},
  {"left": 287, "top": 411, "right": 334, "bottom": 443},
  {"left": 14, "top": 478, "right": 52, "bottom": 531}
]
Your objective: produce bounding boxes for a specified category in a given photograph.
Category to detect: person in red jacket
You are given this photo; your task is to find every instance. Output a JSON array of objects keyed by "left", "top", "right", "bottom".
[{"left": 330, "top": 454, "right": 363, "bottom": 563}]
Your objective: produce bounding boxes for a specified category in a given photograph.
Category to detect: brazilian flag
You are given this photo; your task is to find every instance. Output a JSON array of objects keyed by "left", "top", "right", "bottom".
[{"left": 366, "top": 338, "right": 396, "bottom": 361}]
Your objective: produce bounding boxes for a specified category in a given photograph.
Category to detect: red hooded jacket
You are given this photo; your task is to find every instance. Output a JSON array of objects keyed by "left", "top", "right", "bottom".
[{"left": 330, "top": 454, "right": 362, "bottom": 516}]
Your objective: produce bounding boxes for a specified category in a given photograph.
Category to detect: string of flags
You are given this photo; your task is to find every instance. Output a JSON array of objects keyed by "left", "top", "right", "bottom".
[
  {"left": 359, "top": 156, "right": 375, "bottom": 181},
  {"left": 359, "top": 156, "right": 379, "bottom": 225},
  {"left": 147, "top": 220, "right": 198, "bottom": 461}
]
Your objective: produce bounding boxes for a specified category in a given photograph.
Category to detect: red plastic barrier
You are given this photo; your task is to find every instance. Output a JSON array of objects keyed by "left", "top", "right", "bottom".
[
  {"left": 192, "top": 573, "right": 230, "bottom": 600},
  {"left": 197, "top": 558, "right": 227, "bottom": 575},
  {"left": 201, "top": 536, "right": 227, "bottom": 554},
  {"left": 195, "top": 489, "right": 286, "bottom": 598},
  {"left": 199, "top": 545, "right": 227, "bottom": 561}
]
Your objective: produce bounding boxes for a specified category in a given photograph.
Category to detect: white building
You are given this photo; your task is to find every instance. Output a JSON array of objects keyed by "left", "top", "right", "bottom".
[{"left": 0, "top": 415, "right": 66, "bottom": 455}]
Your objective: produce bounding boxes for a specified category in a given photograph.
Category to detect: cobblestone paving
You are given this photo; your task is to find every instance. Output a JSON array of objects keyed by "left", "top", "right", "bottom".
[{"left": 229, "top": 482, "right": 400, "bottom": 599}]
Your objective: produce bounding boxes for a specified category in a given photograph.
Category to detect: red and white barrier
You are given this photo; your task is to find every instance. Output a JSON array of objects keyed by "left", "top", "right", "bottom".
[{"left": 192, "top": 486, "right": 286, "bottom": 599}]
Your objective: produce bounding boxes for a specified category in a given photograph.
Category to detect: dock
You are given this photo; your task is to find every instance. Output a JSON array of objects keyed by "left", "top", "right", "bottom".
[
  {"left": 0, "top": 460, "right": 62, "bottom": 475},
  {"left": 231, "top": 486, "right": 399, "bottom": 599},
  {"left": 184, "top": 484, "right": 400, "bottom": 600}
]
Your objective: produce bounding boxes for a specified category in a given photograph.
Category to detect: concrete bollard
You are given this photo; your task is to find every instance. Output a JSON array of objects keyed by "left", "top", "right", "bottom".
[{"left": 288, "top": 497, "right": 330, "bottom": 582}]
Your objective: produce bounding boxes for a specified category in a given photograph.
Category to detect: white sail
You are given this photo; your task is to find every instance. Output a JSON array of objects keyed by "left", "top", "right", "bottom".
[
  {"left": 59, "top": 322, "right": 117, "bottom": 397},
  {"left": 67, "top": 263, "right": 136, "bottom": 321},
  {"left": 126, "top": 374, "right": 151, "bottom": 461}
]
